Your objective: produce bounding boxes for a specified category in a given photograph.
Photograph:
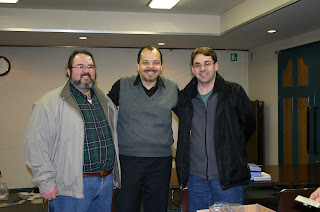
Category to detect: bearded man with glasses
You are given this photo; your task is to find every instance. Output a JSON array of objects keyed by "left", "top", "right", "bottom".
[
  {"left": 24, "top": 49, "right": 120, "bottom": 212},
  {"left": 176, "top": 47, "right": 256, "bottom": 212}
]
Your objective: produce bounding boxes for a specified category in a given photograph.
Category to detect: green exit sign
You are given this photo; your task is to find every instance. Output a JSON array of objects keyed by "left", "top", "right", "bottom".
[{"left": 231, "top": 53, "right": 237, "bottom": 61}]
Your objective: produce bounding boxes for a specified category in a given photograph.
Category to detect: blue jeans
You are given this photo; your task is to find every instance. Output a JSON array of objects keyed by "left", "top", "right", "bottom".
[
  {"left": 188, "top": 174, "right": 243, "bottom": 212},
  {"left": 49, "top": 174, "right": 113, "bottom": 212}
]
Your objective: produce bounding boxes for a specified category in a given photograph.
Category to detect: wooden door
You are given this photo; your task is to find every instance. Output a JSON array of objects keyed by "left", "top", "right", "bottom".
[{"left": 278, "top": 41, "right": 320, "bottom": 165}]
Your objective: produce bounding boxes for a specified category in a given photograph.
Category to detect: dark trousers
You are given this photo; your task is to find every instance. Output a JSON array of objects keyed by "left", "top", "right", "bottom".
[{"left": 115, "top": 154, "right": 172, "bottom": 212}]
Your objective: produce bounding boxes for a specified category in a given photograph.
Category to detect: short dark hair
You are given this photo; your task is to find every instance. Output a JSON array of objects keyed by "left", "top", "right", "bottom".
[
  {"left": 137, "top": 46, "right": 163, "bottom": 64},
  {"left": 67, "top": 49, "right": 96, "bottom": 73},
  {"left": 191, "top": 47, "right": 217, "bottom": 66}
]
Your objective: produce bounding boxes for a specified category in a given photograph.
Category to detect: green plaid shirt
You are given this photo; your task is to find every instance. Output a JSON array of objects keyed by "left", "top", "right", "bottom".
[{"left": 70, "top": 82, "right": 114, "bottom": 172}]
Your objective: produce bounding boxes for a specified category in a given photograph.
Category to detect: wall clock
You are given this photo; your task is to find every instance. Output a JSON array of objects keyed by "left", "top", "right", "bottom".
[{"left": 0, "top": 56, "right": 11, "bottom": 76}]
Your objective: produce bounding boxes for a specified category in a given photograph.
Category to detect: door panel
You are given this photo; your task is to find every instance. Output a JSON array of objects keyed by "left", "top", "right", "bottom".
[
  {"left": 298, "top": 58, "right": 308, "bottom": 87},
  {"left": 298, "top": 97, "right": 308, "bottom": 164},
  {"left": 283, "top": 60, "right": 292, "bottom": 88},
  {"left": 283, "top": 97, "right": 293, "bottom": 164}
]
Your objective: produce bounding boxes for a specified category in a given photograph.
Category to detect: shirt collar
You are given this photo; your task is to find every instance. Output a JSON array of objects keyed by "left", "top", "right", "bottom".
[{"left": 134, "top": 75, "right": 165, "bottom": 88}]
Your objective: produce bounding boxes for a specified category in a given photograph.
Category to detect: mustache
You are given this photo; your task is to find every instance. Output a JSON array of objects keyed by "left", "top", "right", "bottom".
[
  {"left": 143, "top": 69, "right": 157, "bottom": 73},
  {"left": 81, "top": 73, "right": 92, "bottom": 78}
]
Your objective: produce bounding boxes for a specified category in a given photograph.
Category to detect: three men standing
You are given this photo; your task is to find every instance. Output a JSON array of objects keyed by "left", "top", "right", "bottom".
[{"left": 24, "top": 46, "right": 254, "bottom": 212}]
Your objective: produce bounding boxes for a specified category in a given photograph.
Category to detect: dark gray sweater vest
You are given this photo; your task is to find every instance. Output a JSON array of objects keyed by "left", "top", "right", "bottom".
[{"left": 117, "top": 75, "right": 178, "bottom": 157}]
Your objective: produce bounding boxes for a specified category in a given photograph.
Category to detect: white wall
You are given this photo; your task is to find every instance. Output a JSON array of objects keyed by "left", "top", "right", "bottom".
[
  {"left": 248, "top": 29, "right": 320, "bottom": 165},
  {"left": 0, "top": 47, "right": 248, "bottom": 188}
]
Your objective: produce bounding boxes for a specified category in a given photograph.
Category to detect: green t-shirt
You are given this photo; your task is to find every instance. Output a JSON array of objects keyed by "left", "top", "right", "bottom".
[{"left": 198, "top": 87, "right": 214, "bottom": 108}]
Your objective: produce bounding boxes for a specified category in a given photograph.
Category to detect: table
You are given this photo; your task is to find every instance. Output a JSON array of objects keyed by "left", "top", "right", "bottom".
[
  {"left": 171, "top": 164, "right": 320, "bottom": 188},
  {"left": 0, "top": 193, "right": 47, "bottom": 212},
  {"left": 244, "top": 164, "right": 320, "bottom": 207},
  {"left": 247, "top": 164, "right": 320, "bottom": 187}
]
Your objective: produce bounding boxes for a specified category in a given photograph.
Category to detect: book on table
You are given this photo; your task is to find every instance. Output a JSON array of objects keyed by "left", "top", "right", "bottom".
[
  {"left": 248, "top": 163, "right": 262, "bottom": 172},
  {"left": 250, "top": 171, "right": 262, "bottom": 177},
  {"left": 251, "top": 172, "right": 271, "bottom": 181}
]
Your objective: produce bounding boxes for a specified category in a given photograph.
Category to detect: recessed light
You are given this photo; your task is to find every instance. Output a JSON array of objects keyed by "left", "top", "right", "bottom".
[
  {"left": 0, "top": 0, "right": 18, "bottom": 3},
  {"left": 267, "top": 30, "right": 277, "bottom": 33},
  {"left": 79, "top": 36, "right": 88, "bottom": 40},
  {"left": 148, "top": 0, "right": 180, "bottom": 9},
  {"left": 158, "top": 42, "right": 165, "bottom": 46}
]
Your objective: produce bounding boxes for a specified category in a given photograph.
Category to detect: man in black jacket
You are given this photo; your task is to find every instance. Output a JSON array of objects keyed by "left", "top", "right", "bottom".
[{"left": 176, "top": 47, "right": 256, "bottom": 212}]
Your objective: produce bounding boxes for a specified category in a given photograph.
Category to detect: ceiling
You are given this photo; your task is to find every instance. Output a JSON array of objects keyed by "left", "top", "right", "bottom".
[
  {"left": 0, "top": 0, "right": 320, "bottom": 50},
  {"left": 0, "top": 0, "right": 246, "bottom": 15}
]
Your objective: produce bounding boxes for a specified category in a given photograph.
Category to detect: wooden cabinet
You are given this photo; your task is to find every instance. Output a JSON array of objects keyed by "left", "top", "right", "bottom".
[{"left": 246, "top": 100, "right": 265, "bottom": 165}]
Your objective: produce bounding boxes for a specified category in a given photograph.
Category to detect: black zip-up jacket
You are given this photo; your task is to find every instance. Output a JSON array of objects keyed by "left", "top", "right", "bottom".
[{"left": 176, "top": 73, "right": 256, "bottom": 190}]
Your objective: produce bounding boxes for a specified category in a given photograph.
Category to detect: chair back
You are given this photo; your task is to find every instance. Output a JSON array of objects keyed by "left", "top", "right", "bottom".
[
  {"left": 278, "top": 188, "right": 317, "bottom": 212},
  {"left": 181, "top": 187, "right": 189, "bottom": 212},
  {"left": 112, "top": 189, "right": 116, "bottom": 212}
]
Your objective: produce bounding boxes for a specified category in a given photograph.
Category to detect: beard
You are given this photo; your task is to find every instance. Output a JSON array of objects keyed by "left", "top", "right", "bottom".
[
  {"left": 70, "top": 73, "right": 95, "bottom": 90},
  {"left": 142, "top": 69, "right": 158, "bottom": 82},
  {"left": 71, "top": 79, "right": 94, "bottom": 90},
  {"left": 143, "top": 76, "right": 157, "bottom": 82}
]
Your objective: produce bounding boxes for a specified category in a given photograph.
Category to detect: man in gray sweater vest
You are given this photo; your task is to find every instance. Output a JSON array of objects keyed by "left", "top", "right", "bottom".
[{"left": 108, "top": 46, "right": 178, "bottom": 212}]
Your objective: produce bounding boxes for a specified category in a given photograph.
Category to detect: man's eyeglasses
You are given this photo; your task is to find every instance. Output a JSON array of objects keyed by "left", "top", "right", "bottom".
[
  {"left": 193, "top": 61, "right": 214, "bottom": 69},
  {"left": 71, "top": 65, "right": 96, "bottom": 70}
]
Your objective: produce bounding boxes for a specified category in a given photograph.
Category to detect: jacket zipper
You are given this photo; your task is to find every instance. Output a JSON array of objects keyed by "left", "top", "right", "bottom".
[{"left": 205, "top": 109, "right": 209, "bottom": 180}]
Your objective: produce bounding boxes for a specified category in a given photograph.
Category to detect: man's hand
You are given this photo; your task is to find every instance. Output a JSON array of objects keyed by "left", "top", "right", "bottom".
[
  {"left": 310, "top": 187, "right": 320, "bottom": 203},
  {"left": 41, "top": 187, "right": 58, "bottom": 200}
]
